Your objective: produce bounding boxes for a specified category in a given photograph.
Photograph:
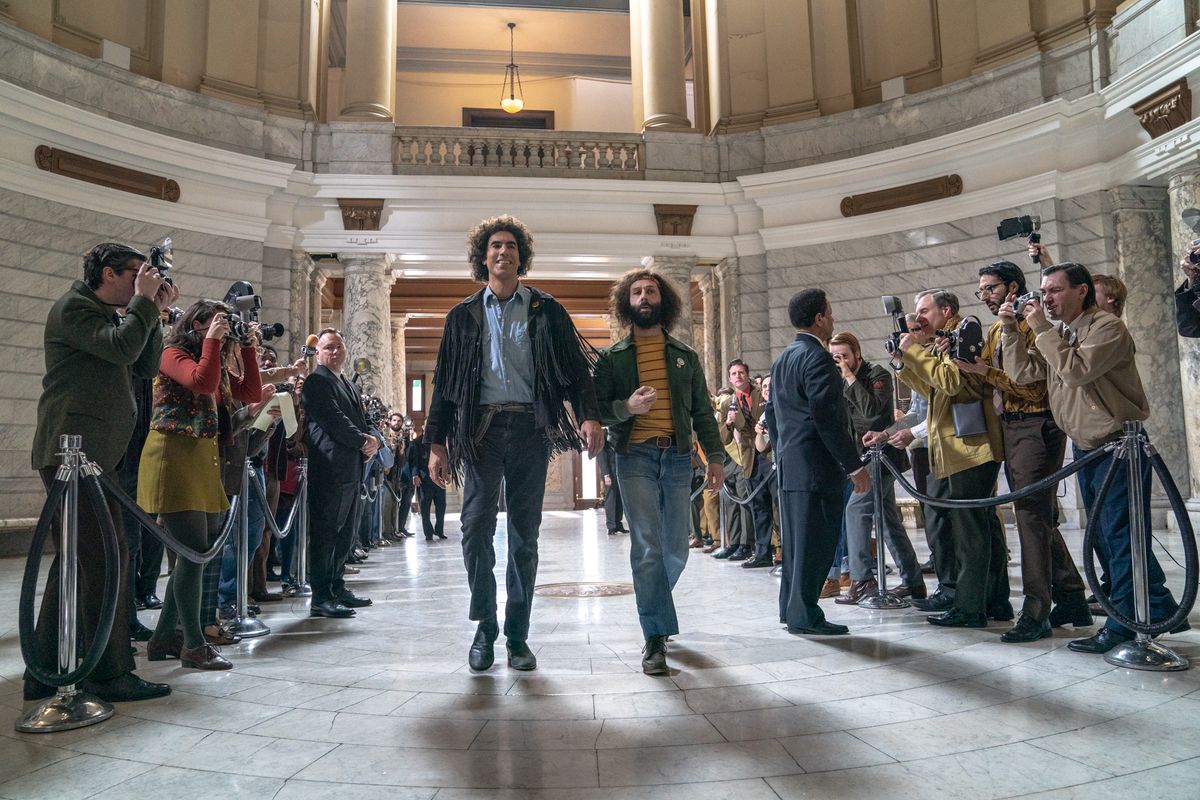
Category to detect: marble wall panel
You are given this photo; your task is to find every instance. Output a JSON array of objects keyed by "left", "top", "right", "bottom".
[{"left": 1107, "top": 0, "right": 1194, "bottom": 81}]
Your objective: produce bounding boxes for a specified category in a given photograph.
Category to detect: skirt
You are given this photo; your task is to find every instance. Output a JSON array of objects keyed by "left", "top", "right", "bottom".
[{"left": 137, "top": 430, "right": 229, "bottom": 514}]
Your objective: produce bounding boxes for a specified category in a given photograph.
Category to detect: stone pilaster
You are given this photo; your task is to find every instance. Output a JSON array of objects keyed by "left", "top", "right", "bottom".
[
  {"left": 630, "top": 0, "right": 690, "bottom": 131},
  {"left": 391, "top": 315, "right": 408, "bottom": 416},
  {"left": 645, "top": 255, "right": 696, "bottom": 347},
  {"left": 311, "top": 269, "right": 329, "bottom": 338},
  {"left": 341, "top": 255, "right": 395, "bottom": 405},
  {"left": 339, "top": 0, "right": 398, "bottom": 120},
  {"left": 714, "top": 257, "right": 742, "bottom": 381},
  {"left": 699, "top": 271, "right": 721, "bottom": 393},
  {"left": 1168, "top": 172, "right": 1200, "bottom": 518},
  {"left": 288, "top": 251, "right": 314, "bottom": 355}
]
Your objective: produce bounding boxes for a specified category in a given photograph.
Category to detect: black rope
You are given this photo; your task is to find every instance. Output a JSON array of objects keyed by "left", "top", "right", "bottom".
[
  {"left": 720, "top": 465, "right": 778, "bottom": 507},
  {"left": 250, "top": 470, "right": 302, "bottom": 541},
  {"left": 97, "top": 472, "right": 237, "bottom": 564}
]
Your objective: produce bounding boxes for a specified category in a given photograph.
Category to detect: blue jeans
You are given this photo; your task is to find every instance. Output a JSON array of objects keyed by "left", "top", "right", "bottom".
[
  {"left": 616, "top": 443, "right": 693, "bottom": 639},
  {"left": 1075, "top": 444, "right": 1177, "bottom": 638},
  {"left": 217, "top": 464, "right": 267, "bottom": 607}
]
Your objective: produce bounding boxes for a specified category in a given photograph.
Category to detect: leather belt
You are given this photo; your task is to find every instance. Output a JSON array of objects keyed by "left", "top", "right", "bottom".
[
  {"left": 481, "top": 403, "right": 533, "bottom": 414},
  {"left": 1001, "top": 410, "right": 1054, "bottom": 422},
  {"left": 644, "top": 435, "right": 675, "bottom": 449}
]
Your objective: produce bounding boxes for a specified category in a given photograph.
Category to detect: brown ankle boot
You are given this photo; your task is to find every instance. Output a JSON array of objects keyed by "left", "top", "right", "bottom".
[
  {"left": 835, "top": 579, "right": 878, "bottom": 604},
  {"left": 181, "top": 643, "right": 232, "bottom": 670}
]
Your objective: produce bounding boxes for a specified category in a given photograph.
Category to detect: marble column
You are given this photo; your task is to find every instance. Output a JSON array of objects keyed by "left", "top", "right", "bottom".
[
  {"left": 630, "top": 0, "right": 690, "bottom": 131},
  {"left": 288, "top": 251, "right": 314, "bottom": 355},
  {"left": 699, "top": 271, "right": 721, "bottom": 394},
  {"left": 391, "top": 316, "right": 408, "bottom": 416},
  {"left": 1108, "top": 186, "right": 1188, "bottom": 525},
  {"left": 1167, "top": 172, "right": 1200, "bottom": 519},
  {"left": 714, "top": 257, "right": 742, "bottom": 379},
  {"left": 606, "top": 313, "right": 626, "bottom": 344},
  {"left": 339, "top": 0, "right": 397, "bottom": 120},
  {"left": 645, "top": 255, "right": 696, "bottom": 347},
  {"left": 311, "top": 269, "right": 328, "bottom": 339},
  {"left": 341, "top": 255, "right": 395, "bottom": 406}
]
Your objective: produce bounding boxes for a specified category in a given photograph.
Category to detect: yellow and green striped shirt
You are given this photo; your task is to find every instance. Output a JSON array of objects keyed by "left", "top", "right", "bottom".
[{"left": 630, "top": 334, "right": 674, "bottom": 442}]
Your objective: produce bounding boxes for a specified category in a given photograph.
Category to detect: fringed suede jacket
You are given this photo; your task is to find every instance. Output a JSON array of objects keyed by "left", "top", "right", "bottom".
[{"left": 424, "top": 285, "right": 600, "bottom": 478}]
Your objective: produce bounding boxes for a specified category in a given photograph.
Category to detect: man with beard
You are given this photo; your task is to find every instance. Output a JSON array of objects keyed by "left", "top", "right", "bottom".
[
  {"left": 426, "top": 215, "right": 602, "bottom": 672},
  {"left": 713, "top": 360, "right": 766, "bottom": 561},
  {"left": 954, "top": 261, "right": 1091, "bottom": 641},
  {"left": 592, "top": 269, "right": 723, "bottom": 673},
  {"left": 384, "top": 412, "right": 415, "bottom": 539}
]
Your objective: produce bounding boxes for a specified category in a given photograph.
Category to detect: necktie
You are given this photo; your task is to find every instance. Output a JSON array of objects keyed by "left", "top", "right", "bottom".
[{"left": 992, "top": 337, "right": 1004, "bottom": 417}]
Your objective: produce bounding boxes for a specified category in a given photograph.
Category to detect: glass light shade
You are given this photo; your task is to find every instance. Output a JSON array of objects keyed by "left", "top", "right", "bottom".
[{"left": 501, "top": 96, "right": 524, "bottom": 113}]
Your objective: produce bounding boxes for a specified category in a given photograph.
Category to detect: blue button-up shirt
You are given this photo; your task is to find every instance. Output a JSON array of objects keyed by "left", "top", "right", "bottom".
[{"left": 479, "top": 284, "right": 535, "bottom": 405}]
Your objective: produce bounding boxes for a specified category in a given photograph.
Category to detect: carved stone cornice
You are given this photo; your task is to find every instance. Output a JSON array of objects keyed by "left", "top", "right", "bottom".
[
  {"left": 337, "top": 198, "right": 385, "bottom": 231},
  {"left": 35, "top": 145, "right": 180, "bottom": 201},
  {"left": 1133, "top": 78, "right": 1191, "bottom": 140},
  {"left": 653, "top": 204, "right": 698, "bottom": 236}
]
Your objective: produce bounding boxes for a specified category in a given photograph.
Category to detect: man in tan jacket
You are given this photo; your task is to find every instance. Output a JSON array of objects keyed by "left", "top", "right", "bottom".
[{"left": 713, "top": 360, "right": 767, "bottom": 561}]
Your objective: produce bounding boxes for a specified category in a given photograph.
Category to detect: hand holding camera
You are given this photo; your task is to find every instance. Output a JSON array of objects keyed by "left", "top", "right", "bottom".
[
  {"left": 832, "top": 352, "right": 855, "bottom": 381},
  {"left": 205, "top": 313, "right": 231, "bottom": 341},
  {"left": 133, "top": 261, "right": 166, "bottom": 302}
]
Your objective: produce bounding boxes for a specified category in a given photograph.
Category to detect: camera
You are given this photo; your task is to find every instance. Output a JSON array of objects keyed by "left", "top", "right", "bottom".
[
  {"left": 1014, "top": 291, "right": 1041, "bottom": 317},
  {"left": 149, "top": 237, "right": 174, "bottom": 285},
  {"left": 996, "top": 215, "right": 1042, "bottom": 264},
  {"left": 882, "top": 295, "right": 909, "bottom": 355},
  {"left": 220, "top": 280, "right": 285, "bottom": 343},
  {"left": 935, "top": 316, "right": 985, "bottom": 362},
  {"left": 164, "top": 306, "right": 184, "bottom": 325}
]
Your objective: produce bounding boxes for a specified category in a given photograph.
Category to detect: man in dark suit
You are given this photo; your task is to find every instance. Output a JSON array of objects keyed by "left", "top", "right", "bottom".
[
  {"left": 407, "top": 421, "right": 446, "bottom": 540},
  {"left": 302, "top": 328, "right": 378, "bottom": 618},
  {"left": 768, "top": 288, "right": 870, "bottom": 636},
  {"left": 596, "top": 441, "right": 626, "bottom": 535}
]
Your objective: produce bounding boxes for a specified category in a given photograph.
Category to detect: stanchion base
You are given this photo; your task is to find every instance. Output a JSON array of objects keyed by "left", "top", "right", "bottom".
[
  {"left": 768, "top": 566, "right": 782, "bottom": 579},
  {"left": 15, "top": 690, "right": 113, "bottom": 734},
  {"left": 295, "top": 583, "right": 312, "bottom": 598},
  {"left": 225, "top": 616, "right": 271, "bottom": 638},
  {"left": 858, "top": 591, "right": 911, "bottom": 610},
  {"left": 1104, "top": 639, "right": 1189, "bottom": 672}
]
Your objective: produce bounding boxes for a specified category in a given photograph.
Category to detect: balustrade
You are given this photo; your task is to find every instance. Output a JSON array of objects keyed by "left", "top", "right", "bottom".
[{"left": 394, "top": 128, "right": 645, "bottom": 178}]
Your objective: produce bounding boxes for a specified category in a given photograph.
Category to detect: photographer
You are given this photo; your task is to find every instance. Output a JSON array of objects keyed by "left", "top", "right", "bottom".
[
  {"left": 27, "top": 243, "right": 175, "bottom": 703},
  {"left": 1000, "top": 263, "right": 1181, "bottom": 655},
  {"left": 139, "top": 300, "right": 263, "bottom": 671},
  {"left": 384, "top": 412, "right": 414, "bottom": 539},
  {"left": 955, "top": 261, "right": 1091, "bottom": 642},
  {"left": 868, "top": 289, "right": 1008, "bottom": 628},
  {"left": 1174, "top": 241, "right": 1200, "bottom": 337}
]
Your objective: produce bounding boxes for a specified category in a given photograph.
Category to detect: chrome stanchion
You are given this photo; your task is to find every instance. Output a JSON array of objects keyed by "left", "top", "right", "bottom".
[
  {"left": 718, "top": 486, "right": 729, "bottom": 551},
  {"left": 294, "top": 458, "right": 312, "bottom": 597},
  {"left": 225, "top": 459, "right": 270, "bottom": 638},
  {"left": 1105, "top": 422, "right": 1188, "bottom": 671},
  {"left": 17, "top": 435, "right": 113, "bottom": 733},
  {"left": 859, "top": 445, "right": 909, "bottom": 610}
]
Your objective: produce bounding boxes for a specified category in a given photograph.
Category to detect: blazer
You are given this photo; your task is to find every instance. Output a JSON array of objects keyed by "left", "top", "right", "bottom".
[
  {"left": 766, "top": 332, "right": 863, "bottom": 494},
  {"left": 716, "top": 386, "right": 766, "bottom": 473},
  {"left": 302, "top": 364, "right": 369, "bottom": 480}
]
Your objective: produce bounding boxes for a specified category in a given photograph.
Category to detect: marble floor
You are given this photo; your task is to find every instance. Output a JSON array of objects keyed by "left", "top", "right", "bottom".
[{"left": 2, "top": 510, "right": 1200, "bottom": 799}]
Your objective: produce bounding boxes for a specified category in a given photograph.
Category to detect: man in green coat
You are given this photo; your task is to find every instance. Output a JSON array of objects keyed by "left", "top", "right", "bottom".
[
  {"left": 592, "top": 269, "right": 724, "bottom": 675},
  {"left": 26, "top": 242, "right": 174, "bottom": 704}
]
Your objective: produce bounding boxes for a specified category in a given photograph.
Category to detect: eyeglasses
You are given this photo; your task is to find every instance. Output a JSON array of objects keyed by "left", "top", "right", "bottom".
[{"left": 974, "top": 283, "right": 1005, "bottom": 300}]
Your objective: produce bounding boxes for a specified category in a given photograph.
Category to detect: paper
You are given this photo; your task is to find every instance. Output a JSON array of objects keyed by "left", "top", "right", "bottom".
[{"left": 252, "top": 393, "right": 298, "bottom": 437}]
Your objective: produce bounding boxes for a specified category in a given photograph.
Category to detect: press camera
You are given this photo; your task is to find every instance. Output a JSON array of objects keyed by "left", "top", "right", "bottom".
[
  {"left": 935, "top": 317, "right": 985, "bottom": 362},
  {"left": 996, "top": 215, "right": 1043, "bottom": 264},
  {"left": 221, "top": 280, "right": 285, "bottom": 343},
  {"left": 882, "top": 295, "right": 909, "bottom": 355},
  {"left": 1014, "top": 291, "right": 1041, "bottom": 317}
]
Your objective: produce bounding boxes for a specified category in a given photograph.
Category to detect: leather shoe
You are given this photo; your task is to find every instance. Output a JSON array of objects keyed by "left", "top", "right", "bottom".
[
  {"left": 137, "top": 594, "right": 163, "bottom": 610},
  {"left": 728, "top": 546, "right": 753, "bottom": 562},
  {"left": 889, "top": 582, "right": 928, "bottom": 600},
  {"left": 310, "top": 600, "right": 356, "bottom": 618},
  {"left": 506, "top": 639, "right": 537, "bottom": 671},
  {"left": 927, "top": 609, "right": 987, "bottom": 628},
  {"left": 712, "top": 546, "right": 736, "bottom": 559},
  {"left": 181, "top": 643, "right": 232, "bottom": 670},
  {"left": 469, "top": 624, "right": 497, "bottom": 671},
  {"left": 129, "top": 621, "right": 154, "bottom": 642},
  {"left": 1048, "top": 594, "right": 1094, "bottom": 628},
  {"left": 819, "top": 579, "right": 841, "bottom": 599},
  {"left": 741, "top": 556, "right": 774, "bottom": 569},
  {"left": 787, "top": 620, "right": 849, "bottom": 636},
  {"left": 1067, "top": 627, "right": 1132, "bottom": 654},
  {"left": 987, "top": 602, "right": 1015, "bottom": 622},
  {"left": 146, "top": 633, "right": 183, "bottom": 661},
  {"left": 251, "top": 591, "right": 283, "bottom": 602},
  {"left": 1001, "top": 614, "right": 1052, "bottom": 643},
  {"left": 911, "top": 590, "right": 953, "bottom": 612},
  {"left": 81, "top": 672, "right": 170, "bottom": 703},
  {"left": 702, "top": 543, "right": 720, "bottom": 554},
  {"left": 836, "top": 579, "right": 877, "bottom": 605},
  {"left": 641, "top": 635, "right": 668, "bottom": 675},
  {"left": 337, "top": 592, "right": 373, "bottom": 608}
]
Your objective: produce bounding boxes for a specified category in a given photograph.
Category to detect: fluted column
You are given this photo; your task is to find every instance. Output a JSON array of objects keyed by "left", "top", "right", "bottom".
[
  {"left": 340, "top": 0, "right": 398, "bottom": 120},
  {"left": 391, "top": 316, "right": 408, "bottom": 416},
  {"left": 714, "top": 257, "right": 742, "bottom": 375},
  {"left": 341, "top": 255, "right": 395, "bottom": 405},
  {"left": 645, "top": 255, "right": 696, "bottom": 347},
  {"left": 630, "top": 0, "right": 690, "bottom": 131},
  {"left": 1168, "top": 172, "right": 1200, "bottom": 522},
  {"left": 699, "top": 271, "right": 721, "bottom": 393}
]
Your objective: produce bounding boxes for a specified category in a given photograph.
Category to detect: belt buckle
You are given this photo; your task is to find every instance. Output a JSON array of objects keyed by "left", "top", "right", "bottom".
[{"left": 655, "top": 436, "right": 673, "bottom": 449}]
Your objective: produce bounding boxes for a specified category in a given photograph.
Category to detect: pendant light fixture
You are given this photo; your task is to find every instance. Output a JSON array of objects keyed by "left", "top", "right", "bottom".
[{"left": 500, "top": 22, "right": 525, "bottom": 114}]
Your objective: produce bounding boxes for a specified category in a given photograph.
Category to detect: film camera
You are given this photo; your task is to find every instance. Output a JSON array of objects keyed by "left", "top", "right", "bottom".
[
  {"left": 997, "top": 215, "right": 1043, "bottom": 264},
  {"left": 220, "top": 280, "right": 285, "bottom": 343},
  {"left": 882, "top": 295, "right": 909, "bottom": 355},
  {"left": 936, "top": 317, "right": 985, "bottom": 362},
  {"left": 1013, "top": 290, "right": 1041, "bottom": 317},
  {"left": 149, "top": 237, "right": 174, "bottom": 284}
]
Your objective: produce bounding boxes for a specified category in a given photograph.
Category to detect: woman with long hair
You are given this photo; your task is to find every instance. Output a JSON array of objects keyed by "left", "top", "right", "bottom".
[{"left": 138, "top": 300, "right": 262, "bottom": 670}]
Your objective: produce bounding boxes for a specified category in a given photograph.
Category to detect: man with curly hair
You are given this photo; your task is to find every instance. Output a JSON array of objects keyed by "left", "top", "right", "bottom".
[{"left": 426, "top": 215, "right": 603, "bottom": 672}]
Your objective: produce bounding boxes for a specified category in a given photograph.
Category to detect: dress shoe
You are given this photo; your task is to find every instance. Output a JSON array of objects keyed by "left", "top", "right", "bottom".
[
  {"left": 343, "top": 565, "right": 361, "bottom": 574},
  {"left": 506, "top": 639, "right": 538, "bottom": 671},
  {"left": 742, "top": 556, "right": 774, "bottom": 568},
  {"left": 836, "top": 579, "right": 878, "bottom": 605},
  {"left": 436, "top": 532, "right": 448, "bottom": 540},
  {"left": 203, "top": 625, "right": 242, "bottom": 646},
  {"left": 1067, "top": 627, "right": 1132, "bottom": 654},
  {"left": 181, "top": 643, "right": 232, "bottom": 670},
  {"left": 138, "top": 594, "right": 163, "bottom": 610},
  {"left": 81, "top": 672, "right": 170, "bottom": 703},
  {"left": 911, "top": 590, "right": 953, "bottom": 612},
  {"left": 728, "top": 546, "right": 753, "bottom": 562},
  {"left": 702, "top": 543, "right": 720, "bottom": 554},
  {"left": 839, "top": 572, "right": 851, "bottom": 589},
  {"left": 920, "top": 560, "right": 935, "bottom": 574},
  {"left": 889, "top": 582, "right": 927, "bottom": 600},
  {"left": 609, "top": 530, "right": 619, "bottom": 536},
  {"left": 688, "top": 537, "right": 703, "bottom": 548},
  {"left": 787, "top": 620, "right": 849, "bottom": 636},
  {"left": 310, "top": 600, "right": 356, "bottom": 618},
  {"left": 146, "top": 633, "right": 183, "bottom": 661},
  {"left": 1001, "top": 614, "right": 1052, "bottom": 643},
  {"left": 337, "top": 592, "right": 373, "bottom": 608},
  {"left": 251, "top": 591, "right": 283, "bottom": 603},
  {"left": 469, "top": 623, "right": 498, "bottom": 671},
  {"left": 1048, "top": 594, "right": 1094, "bottom": 628},
  {"left": 247, "top": 603, "right": 262, "bottom": 616},
  {"left": 712, "top": 546, "right": 736, "bottom": 559},
  {"left": 642, "top": 635, "right": 668, "bottom": 675},
  {"left": 819, "top": 578, "right": 842, "bottom": 599},
  {"left": 129, "top": 620, "right": 154, "bottom": 642},
  {"left": 927, "top": 609, "right": 987, "bottom": 628},
  {"left": 23, "top": 677, "right": 55, "bottom": 701},
  {"left": 987, "top": 602, "right": 1015, "bottom": 622}
]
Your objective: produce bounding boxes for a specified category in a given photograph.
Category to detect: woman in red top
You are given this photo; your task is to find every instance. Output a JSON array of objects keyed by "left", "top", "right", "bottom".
[{"left": 138, "top": 300, "right": 262, "bottom": 670}]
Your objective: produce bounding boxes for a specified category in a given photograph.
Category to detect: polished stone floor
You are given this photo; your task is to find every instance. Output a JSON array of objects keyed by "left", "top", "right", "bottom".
[{"left": 2, "top": 510, "right": 1200, "bottom": 799}]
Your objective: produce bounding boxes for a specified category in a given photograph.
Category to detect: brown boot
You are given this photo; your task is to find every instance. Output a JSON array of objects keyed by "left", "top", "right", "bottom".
[
  {"left": 181, "top": 643, "right": 233, "bottom": 670},
  {"left": 819, "top": 579, "right": 841, "bottom": 599},
  {"left": 892, "top": 581, "right": 927, "bottom": 600},
  {"left": 839, "top": 572, "right": 851, "bottom": 590},
  {"left": 835, "top": 579, "right": 878, "bottom": 605}
]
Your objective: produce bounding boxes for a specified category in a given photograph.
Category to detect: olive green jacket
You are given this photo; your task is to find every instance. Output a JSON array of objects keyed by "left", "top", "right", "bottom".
[
  {"left": 32, "top": 281, "right": 163, "bottom": 472},
  {"left": 592, "top": 332, "right": 724, "bottom": 459}
]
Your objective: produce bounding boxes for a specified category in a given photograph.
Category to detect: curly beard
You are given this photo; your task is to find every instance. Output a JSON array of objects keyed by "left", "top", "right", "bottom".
[{"left": 630, "top": 302, "right": 663, "bottom": 329}]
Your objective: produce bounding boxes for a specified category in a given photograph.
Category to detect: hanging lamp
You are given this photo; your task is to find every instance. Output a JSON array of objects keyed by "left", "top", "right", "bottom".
[{"left": 500, "top": 22, "right": 525, "bottom": 113}]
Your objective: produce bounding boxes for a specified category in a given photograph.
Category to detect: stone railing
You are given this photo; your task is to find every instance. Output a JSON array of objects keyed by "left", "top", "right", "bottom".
[{"left": 393, "top": 127, "right": 645, "bottom": 178}]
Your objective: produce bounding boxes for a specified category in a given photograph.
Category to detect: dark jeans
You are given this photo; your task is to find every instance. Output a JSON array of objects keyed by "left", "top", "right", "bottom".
[
  {"left": 420, "top": 481, "right": 446, "bottom": 538},
  {"left": 460, "top": 410, "right": 549, "bottom": 641},
  {"left": 1075, "top": 443, "right": 1178, "bottom": 638},
  {"left": 307, "top": 475, "right": 361, "bottom": 604},
  {"left": 1004, "top": 417, "right": 1085, "bottom": 621},
  {"left": 722, "top": 460, "right": 752, "bottom": 547},
  {"left": 31, "top": 466, "right": 134, "bottom": 683},
  {"left": 604, "top": 476, "right": 625, "bottom": 533},
  {"left": 747, "top": 454, "right": 777, "bottom": 560},
  {"left": 391, "top": 482, "right": 415, "bottom": 534},
  {"left": 927, "top": 460, "right": 1008, "bottom": 615},
  {"left": 119, "top": 465, "right": 163, "bottom": 604}
]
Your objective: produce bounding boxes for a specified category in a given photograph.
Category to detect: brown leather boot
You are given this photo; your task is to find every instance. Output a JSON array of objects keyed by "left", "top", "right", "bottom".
[
  {"left": 835, "top": 579, "right": 878, "bottom": 605},
  {"left": 181, "top": 643, "right": 233, "bottom": 670},
  {"left": 839, "top": 572, "right": 851, "bottom": 590},
  {"left": 819, "top": 579, "right": 841, "bottom": 599}
]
